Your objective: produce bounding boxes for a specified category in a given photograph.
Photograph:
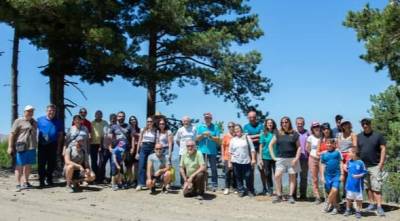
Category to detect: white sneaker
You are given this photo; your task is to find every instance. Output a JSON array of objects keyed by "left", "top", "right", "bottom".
[
  {"left": 135, "top": 185, "right": 142, "bottom": 191},
  {"left": 224, "top": 189, "right": 230, "bottom": 195}
]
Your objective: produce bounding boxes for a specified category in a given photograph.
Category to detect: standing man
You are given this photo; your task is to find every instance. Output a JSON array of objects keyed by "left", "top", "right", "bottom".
[
  {"left": 295, "top": 117, "right": 309, "bottom": 200},
  {"left": 37, "top": 104, "right": 64, "bottom": 187},
  {"left": 196, "top": 112, "right": 220, "bottom": 192},
  {"left": 357, "top": 118, "right": 386, "bottom": 216},
  {"left": 8, "top": 105, "right": 38, "bottom": 191},
  {"left": 90, "top": 110, "right": 108, "bottom": 183},
  {"left": 77, "top": 107, "right": 92, "bottom": 135},
  {"left": 98, "top": 113, "right": 117, "bottom": 183},
  {"left": 243, "top": 111, "right": 266, "bottom": 194},
  {"left": 332, "top": 114, "right": 343, "bottom": 138}
]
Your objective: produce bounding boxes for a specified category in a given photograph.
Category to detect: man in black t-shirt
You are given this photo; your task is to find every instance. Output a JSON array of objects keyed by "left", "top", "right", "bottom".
[{"left": 357, "top": 118, "right": 386, "bottom": 216}]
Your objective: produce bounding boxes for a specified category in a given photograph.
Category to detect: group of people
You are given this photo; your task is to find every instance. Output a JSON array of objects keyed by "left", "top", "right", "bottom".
[{"left": 7, "top": 105, "right": 388, "bottom": 218}]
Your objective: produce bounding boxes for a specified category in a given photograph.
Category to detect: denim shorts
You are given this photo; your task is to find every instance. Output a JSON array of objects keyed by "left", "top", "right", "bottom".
[{"left": 16, "top": 149, "right": 36, "bottom": 166}]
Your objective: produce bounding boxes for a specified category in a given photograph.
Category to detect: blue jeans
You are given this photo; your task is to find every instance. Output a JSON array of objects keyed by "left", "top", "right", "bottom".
[
  {"left": 233, "top": 163, "right": 254, "bottom": 194},
  {"left": 138, "top": 142, "right": 155, "bottom": 186},
  {"left": 203, "top": 154, "right": 218, "bottom": 188}
]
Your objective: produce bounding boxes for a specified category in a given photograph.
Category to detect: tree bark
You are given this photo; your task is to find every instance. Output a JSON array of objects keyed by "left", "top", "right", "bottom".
[
  {"left": 48, "top": 50, "right": 65, "bottom": 129},
  {"left": 11, "top": 27, "right": 19, "bottom": 124},
  {"left": 146, "top": 28, "right": 158, "bottom": 117}
]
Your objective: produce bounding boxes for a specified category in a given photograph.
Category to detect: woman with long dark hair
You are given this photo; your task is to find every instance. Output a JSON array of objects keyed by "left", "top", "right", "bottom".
[{"left": 259, "top": 118, "right": 277, "bottom": 196}]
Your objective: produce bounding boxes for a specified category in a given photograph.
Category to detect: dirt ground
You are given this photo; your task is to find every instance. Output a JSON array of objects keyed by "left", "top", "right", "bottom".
[{"left": 0, "top": 172, "right": 399, "bottom": 221}]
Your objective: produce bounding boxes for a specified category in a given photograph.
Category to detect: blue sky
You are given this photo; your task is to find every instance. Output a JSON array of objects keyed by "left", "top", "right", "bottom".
[{"left": 0, "top": 0, "right": 394, "bottom": 134}]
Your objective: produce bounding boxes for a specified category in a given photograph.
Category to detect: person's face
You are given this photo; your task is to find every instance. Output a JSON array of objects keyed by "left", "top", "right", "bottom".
[
  {"left": 186, "top": 142, "right": 196, "bottom": 155},
  {"left": 234, "top": 126, "right": 242, "bottom": 137},
  {"left": 228, "top": 123, "right": 235, "bottom": 134},
  {"left": 159, "top": 120, "right": 166, "bottom": 130},
  {"left": 326, "top": 140, "right": 335, "bottom": 151},
  {"left": 24, "top": 109, "right": 34, "bottom": 119},
  {"left": 323, "top": 128, "right": 330, "bottom": 137},
  {"left": 349, "top": 149, "right": 356, "bottom": 160},
  {"left": 204, "top": 116, "right": 212, "bottom": 124},
  {"left": 95, "top": 111, "right": 102, "bottom": 120},
  {"left": 282, "top": 119, "right": 291, "bottom": 131},
  {"left": 342, "top": 123, "right": 351, "bottom": 132},
  {"left": 79, "top": 109, "right": 87, "bottom": 118},
  {"left": 146, "top": 117, "right": 153, "bottom": 128},
  {"left": 336, "top": 120, "right": 342, "bottom": 128},
  {"left": 117, "top": 113, "right": 125, "bottom": 124},
  {"left": 74, "top": 117, "right": 82, "bottom": 126},
  {"left": 362, "top": 121, "right": 372, "bottom": 133},
  {"left": 266, "top": 120, "right": 274, "bottom": 131},
  {"left": 129, "top": 118, "right": 137, "bottom": 126},
  {"left": 76, "top": 140, "right": 83, "bottom": 149},
  {"left": 248, "top": 112, "right": 257, "bottom": 124},
  {"left": 154, "top": 144, "right": 163, "bottom": 157},
  {"left": 110, "top": 116, "right": 117, "bottom": 124},
  {"left": 46, "top": 107, "right": 56, "bottom": 119},
  {"left": 182, "top": 117, "right": 190, "bottom": 126},
  {"left": 312, "top": 126, "right": 321, "bottom": 136},
  {"left": 296, "top": 119, "right": 304, "bottom": 130}
]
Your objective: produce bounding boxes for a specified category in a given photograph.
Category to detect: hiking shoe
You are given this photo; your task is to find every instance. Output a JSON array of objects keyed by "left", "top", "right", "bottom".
[
  {"left": 330, "top": 208, "right": 338, "bottom": 215},
  {"left": 324, "top": 203, "right": 332, "bottom": 213},
  {"left": 248, "top": 192, "right": 255, "bottom": 198},
  {"left": 344, "top": 209, "right": 352, "bottom": 216},
  {"left": 365, "top": 204, "right": 377, "bottom": 212},
  {"left": 238, "top": 192, "right": 246, "bottom": 197},
  {"left": 223, "top": 189, "right": 230, "bottom": 195},
  {"left": 15, "top": 185, "right": 22, "bottom": 192},
  {"left": 314, "top": 198, "right": 322, "bottom": 205},
  {"left": 66, "top": 185, "right": 75, "bottom": 193},
  {"left": 288, "top": 196, "right": 295, "bottom": 204},
  {"left": 272, "top": 195, "right": 282, "bottom": 203},
  {"left": 22, "top": 182, "right": 33, "bottom": 189},
  {"left": 355, "top": 211, "right": 362, "bottom": 219},
  {"left": 376, "top": 207, "right": 385, "bottom": 217}
]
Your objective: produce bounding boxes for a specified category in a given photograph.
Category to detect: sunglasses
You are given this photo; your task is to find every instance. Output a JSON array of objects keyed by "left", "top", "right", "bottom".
[
  {"left": 186, "top": 144, "right": 195, "bottom": 147},
  {"left": 228, "top": 125, "right": 234, "bottom": 128},
  {"left": 155, "top": 148, "right": 162, "bottom": 151},
  {"left": 281, "top": 121, "right": 289, "bottom": 124}
]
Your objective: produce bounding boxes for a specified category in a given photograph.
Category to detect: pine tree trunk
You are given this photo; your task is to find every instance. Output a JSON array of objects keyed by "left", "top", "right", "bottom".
[
  {"left": 146, "top": 29, "right": 158, "bottom": 117},
  {"left": 11, "top": 27, "right": 19, "bottom": 124},
  {"left": 48, "top": 50, "right": 65, "bottom": 129}
]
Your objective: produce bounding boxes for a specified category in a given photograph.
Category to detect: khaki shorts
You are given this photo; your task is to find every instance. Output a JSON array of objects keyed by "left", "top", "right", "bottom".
[
  {"left": 364, "top": 166, "right": 386, "bottom": 192},
  {"left": 275, "top": 158, "right": 301, "bottom": 174}
]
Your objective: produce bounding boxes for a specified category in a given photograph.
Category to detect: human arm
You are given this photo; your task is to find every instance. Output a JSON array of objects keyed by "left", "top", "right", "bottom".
[
  {"left": 378, "top": 143, "right": 386, "bottom": 171},
  {"left": 269, "top": 135, "right": 277, "bottom": 160},
  {"left": 292, "top": 139, "right": 301, "bottom": 166}
]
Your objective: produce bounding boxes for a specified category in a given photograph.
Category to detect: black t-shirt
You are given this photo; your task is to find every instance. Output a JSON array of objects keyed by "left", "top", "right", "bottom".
[
  {"left": 276, "top": 131, "right": 299, "bottom": 158},
  {"left": 357, "top": 131, "right": 386, "bottom": 167}
]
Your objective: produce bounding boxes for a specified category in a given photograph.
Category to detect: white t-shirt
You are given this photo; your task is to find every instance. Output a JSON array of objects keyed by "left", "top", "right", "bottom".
[
  {"left": 307, "top": 135, "right": 320, "bottom": 158},
  {"left": 159, "top": 130, "right": 172, "bottom": 147},
  {"left": 175, "top": 126, "right": 196, "bottom": 155},
  {"left": 141, "top": 129, "right": 158, "bottom": 143},
  {"left": 229, "top": 135, "right": 255, "bottom": 164}
]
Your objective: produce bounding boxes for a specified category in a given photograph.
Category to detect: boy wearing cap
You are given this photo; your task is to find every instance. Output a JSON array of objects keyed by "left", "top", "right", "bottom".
[
  {"left": 357, "top": 118, "right": 386, "bottom": 216},
  {"left": 111, "top": 140, "right": 126, "bottom": 190},
  {"left": 8, "top": 105, "right": 38, "bottom": 191}
]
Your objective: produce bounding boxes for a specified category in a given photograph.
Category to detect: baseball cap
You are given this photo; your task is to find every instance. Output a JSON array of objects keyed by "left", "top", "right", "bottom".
[
  {"left": 203, "top": 112, "right": 213, "bottom": 118},
  {"left": 24, "top": 105, "right": 35, "bottom": 111},
  {"left": 311, "top": 121, "right": 320, "bottom": 127},
  {"left": 340, "top": 119, "right": 351, "bottom": 125}
]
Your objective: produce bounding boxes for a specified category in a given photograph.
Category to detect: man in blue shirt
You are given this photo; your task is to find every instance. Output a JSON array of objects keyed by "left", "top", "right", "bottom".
[
  {"left": 243, "top": 111, "right": 266, "bottom": 194},
  {"left": 37, "top": 104, "right": 64, "bottom": 187},
  {"left": 196, "top": 112, "right": 220, "bottom": 191}
]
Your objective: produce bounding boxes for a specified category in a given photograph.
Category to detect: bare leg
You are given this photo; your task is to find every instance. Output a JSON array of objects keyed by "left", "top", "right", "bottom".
[
  {"left": 373, "top": 191, "right": 382, "bottom": 208},
  {"left": 275, "top": 171, "right": 283, "bottom": 196},
  {"left": 23, "top": 165, "right": 31, "bottom": 184},
  {"left": 15, "top": 166, "right": 23, "bottom": 185},
  {"left": 289, "top": 174, "right": 296, "bottom": 196},
  {"left": 65, "top": 165, "right": 74, "bottom": 186}
]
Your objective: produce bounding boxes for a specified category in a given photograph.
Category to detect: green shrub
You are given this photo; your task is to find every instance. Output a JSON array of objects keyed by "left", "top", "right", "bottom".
[{"left": 0, "top": 141, "right": 11, "bottom": 169}]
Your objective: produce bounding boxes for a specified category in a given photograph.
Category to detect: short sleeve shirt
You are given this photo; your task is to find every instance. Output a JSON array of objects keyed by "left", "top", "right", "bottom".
[
  {"left": 110, "top": 123, "right": 132, "bottom": 145},
  {"left": 243, "top": 122, "right": 263, "bottom": 148},
  {"left": 276, "top": 132, "right": 299, "bottom": 158},
  {"left": 112, "top": 146, "right": 125, "bottom": 163},
  {"left": 175, "top": 126, "right": 196, "bottom": 155},
  {"left": 346, "top": 159, "right": 367, "bottom": 193},
  {"left": 180, "top": 150, "right": 205, "bottom": 177},
  {"left": 357, "top": 131, "right": 386, "bottom": 167},
  {"left": 260, "top": 132, "right": 276, "bottom": 160},
  {"left": 148, "top": 153, "right": 167, "bottom": 174},
  {"left": 37, "top": 116, "right": 63, "bottom": 145},
  {"left": 307, "top": 135, "right": 320, "bottom": 158},
  {"left": 11, "top": 117, "right": 38, "bottom": 150},
  {"left": 141, "top": 129, "right": 158, "bottom": 143},
  {"left": 67, "top": 146, "right": 89, "bottom": 167},
  {"left": 91, "top": 120, "right": 108, "bottom": 144},
  {"left": 196, "top": 123, "right": 220, "bottom": 155},
  {"left": 66, "top": 126, "right": 90, "bottom": 151},
  {"left": 159, "top": 130, "right": 172, "bottom": 147},
  {"left": 321, "top": 150, "right": 342, "bottom": 177},
  {"left": 229, "top": 135, "right": 255, "bottom": 164},
  {"left": 221, "top": 133, "right": 233, "bottom": 161}
]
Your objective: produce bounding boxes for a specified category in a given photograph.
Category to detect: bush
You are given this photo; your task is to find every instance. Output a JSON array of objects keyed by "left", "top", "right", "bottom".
[{"left": 0, "top": 140, "right": 11, "bottom": 169}]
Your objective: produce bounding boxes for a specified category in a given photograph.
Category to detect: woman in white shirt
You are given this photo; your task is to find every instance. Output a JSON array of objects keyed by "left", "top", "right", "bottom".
[
  {"left": 157, "top": 117, "right": 173, "bottom": 163},
  {"left": 306, "top": 121, "right": 322, "bottom": 204},
  {"left": 228, "top": 124, "right": 256, "bottom": 197}
]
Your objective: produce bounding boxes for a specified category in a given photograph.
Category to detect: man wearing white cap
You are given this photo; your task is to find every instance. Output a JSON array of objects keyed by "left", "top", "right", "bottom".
[{"left": 8, "top": 105, "right": 38, "bottom": 192}]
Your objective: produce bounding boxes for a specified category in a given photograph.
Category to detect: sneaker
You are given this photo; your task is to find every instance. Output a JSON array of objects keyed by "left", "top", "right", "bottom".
[
  {"left": 330, "top": 208, "right": 338, "bottom": 215},
  {"left": 355, "top": 211, "right": 362, "bottom": 219},
  {"left": 248, "top": 192, "right": 255, "bottom": 198},
  {"left": 22, "top": 182, "right": 33, "bottom": 189},
  {"left": 324, "top": 203, "right": 332, "bottom": 213},
  {"left": 238, "top": 192, "right": 246, "bottom": 197},
  {"left": 39, "top": 181, "right": 46, "bottom": 188},
  {"left": 162, "top": 186, "right": 168, "bottom": 193},
  {"left": 365, "top": 204, "right": 377, "bottom": 212},
  {"left": 344, "top": 209, "right": 352, "bottom": 216},
  {"left": 223, "top": 189, "right": 230, "bottom": 195},
  {"left": 272, "top": 195, "right": 282, "bottom": 203},
  {"left": 46, "top": 179, "right": 54, "bottom": 186},
  {"left": 288, "top": 196, "right": 295, "bottom": 204},
  {"left": 314, "top": 198, "right": 322, "bottom": 205},
  {"left": 266, "top": 190, "right": 273, "bottom": 197},
  {"left": 376, "top": 207, "right": 385, "bottom": 217},
  {"left": 150, "top": 187, "right": 156, "bottom": 194},
  {"left": 211, "top": 187, "right": 217, "bottom": 192},
  {"left": 15, "top": 185, "right": 22, "bottom": 192},
  {"left": 66, "top": 185, "right": 75, "bottom": 193},
  {"left": 112, "top": 185, "right": 119, "bottom": 191},
  {"left": 135, "top": 185, "right": 143, "bottom": 191}
]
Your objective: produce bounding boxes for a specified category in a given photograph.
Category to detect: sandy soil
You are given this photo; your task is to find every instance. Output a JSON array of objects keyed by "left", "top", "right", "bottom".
[{"left": 0, "top": 172, "right": 398, "bottom": 221}]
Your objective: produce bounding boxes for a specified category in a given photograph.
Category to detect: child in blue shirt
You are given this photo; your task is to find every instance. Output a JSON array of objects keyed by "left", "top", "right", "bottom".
[
  {"left": 111, "top": 140, "right": 126, "bottom": 191},
  {"left": 320, "top": 138, "right": 343, "bottom": 215},
  {"left": 344, "top": 146, "right": 367, "bottom": 219}
]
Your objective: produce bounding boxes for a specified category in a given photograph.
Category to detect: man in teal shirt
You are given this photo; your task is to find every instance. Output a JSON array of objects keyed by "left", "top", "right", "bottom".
[
  {"left": 196, "top": 112, "right": 220, "bottom": 191},
  {"left": 243, "top": 110, "right": 266, "bottom": 194}
]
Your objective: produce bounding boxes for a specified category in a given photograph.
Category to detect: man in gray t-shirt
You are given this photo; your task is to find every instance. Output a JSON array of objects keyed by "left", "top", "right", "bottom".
[{"left": 146, "top": 143, "right": 172, "bottom": 193}]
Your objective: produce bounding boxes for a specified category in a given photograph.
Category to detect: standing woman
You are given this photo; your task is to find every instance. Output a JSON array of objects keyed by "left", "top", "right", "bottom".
[
  {"left": 317, "top": 123, "right": 333, "bottom": 157},
  {"left": 8, "top": 105, "right": 38, "bottom": 191},
  {"left": 128, "top": 115, "right": 141, "bottom": 186},
  {"left": 228, "top": 124, "right": 256, "bottom": 197},
  {"left": 306, "top": 122, "right": 322, "bottom": 204},
  {"left": 259, "top": 118, "right": 277, "bottom": 196},
  {"left": 157, "top": 117, "right": 173, "bottom": 163},
  {"left": 337, "top": 119, "right": 357, "bottom": 198},
  {"left": 135, "top": 116, "right": 158, "bottom": 190},
  {"left": 64, "top": 115, "right": 90, "bottom": 155},
  {"left": 269, "top": 116, "right": 301, "bottom": 204}
]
